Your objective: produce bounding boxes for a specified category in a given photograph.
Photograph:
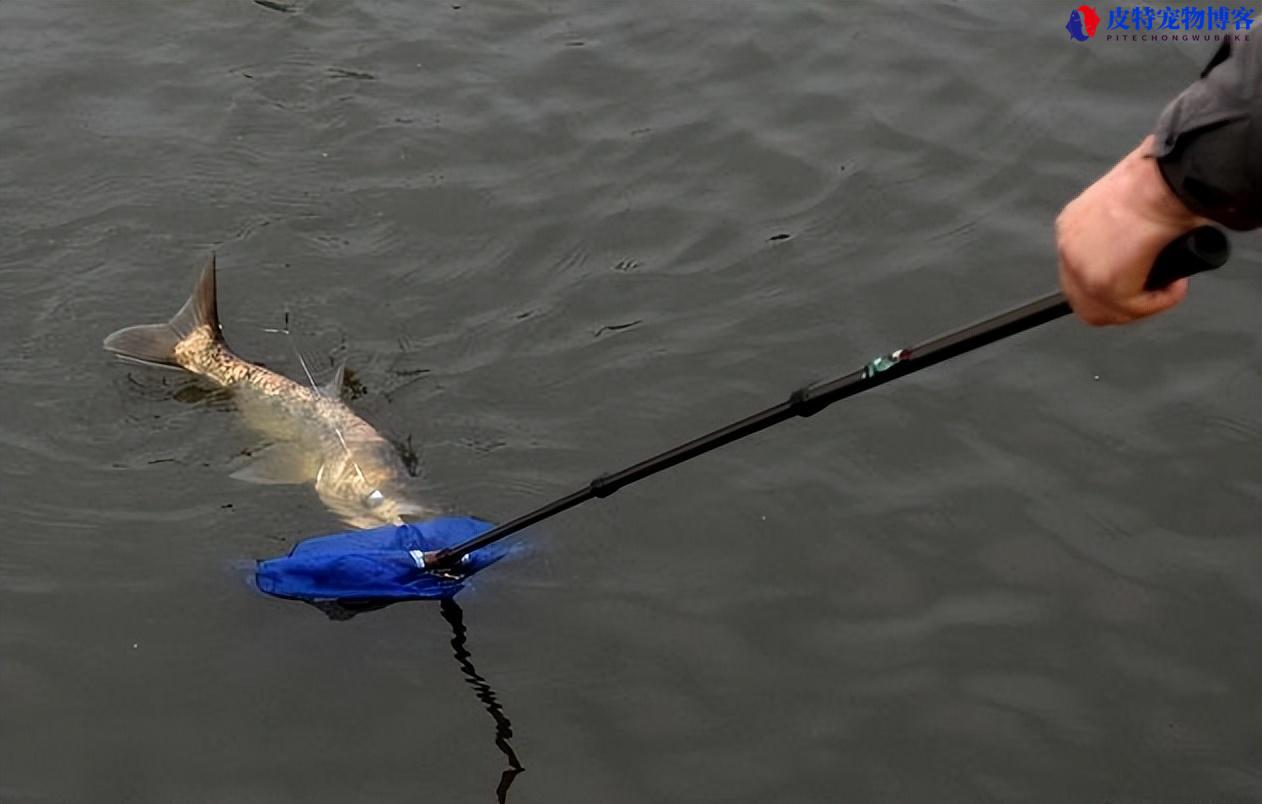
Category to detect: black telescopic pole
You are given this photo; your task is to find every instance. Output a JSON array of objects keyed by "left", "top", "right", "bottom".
[{"left": 423, "top": 226, "right": 1229, "bottom": 570}]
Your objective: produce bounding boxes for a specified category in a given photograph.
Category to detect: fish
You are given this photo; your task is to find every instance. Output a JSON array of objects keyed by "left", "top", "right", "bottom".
[{"left": 104, "top": 256, "right": 429, "bottom": 529}]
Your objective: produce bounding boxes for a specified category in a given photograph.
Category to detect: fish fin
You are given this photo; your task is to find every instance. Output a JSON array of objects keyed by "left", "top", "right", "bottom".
[
  {"left": 169, "top": 254, "right": 223, "bottom": 341},
  {"left": 229, "top": 442, "right": 315, "bottom": 485},
  {"left": 102, "top": 324, "right": 186, "bottom": 369},
  {"left": 320, "top": 360, "right": 347, "bottom": 399},
  {"left": 396, "top": 502, "right": 433, "bottom": 523},
  {"left": 103, "top": 255, "right": 226, "bottom": 368}
]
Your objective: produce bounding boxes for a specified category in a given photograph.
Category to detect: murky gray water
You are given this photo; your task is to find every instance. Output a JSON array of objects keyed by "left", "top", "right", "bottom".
[{"left": 2, "top": 2, "right": 1260, "bottom": 801}]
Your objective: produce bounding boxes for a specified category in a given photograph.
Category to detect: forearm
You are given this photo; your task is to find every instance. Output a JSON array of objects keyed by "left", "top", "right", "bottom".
[{"left": 1151, "top": 37, "right": 1262, "bottom": 230}]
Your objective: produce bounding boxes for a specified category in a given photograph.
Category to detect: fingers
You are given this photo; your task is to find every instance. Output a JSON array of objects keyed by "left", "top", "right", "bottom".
[
  {"left": 1060, "top": 259, "right": 1189, "bottom": 325},
  {"left": 1132, "top": 276, "right": 1190, "bottom": 317},
  {"left": 1053, "top": 137, "right": 1206, "bottom": 327}
]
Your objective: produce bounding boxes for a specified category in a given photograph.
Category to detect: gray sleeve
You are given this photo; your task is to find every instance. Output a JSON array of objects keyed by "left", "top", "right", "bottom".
[{"left": 1151, "top": 38, "right": 1262, "bottom": 230}]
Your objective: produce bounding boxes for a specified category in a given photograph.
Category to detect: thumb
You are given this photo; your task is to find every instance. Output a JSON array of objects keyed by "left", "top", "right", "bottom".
[{"left": 1118, "top": 277, "right": 1191, "bottom": 320}]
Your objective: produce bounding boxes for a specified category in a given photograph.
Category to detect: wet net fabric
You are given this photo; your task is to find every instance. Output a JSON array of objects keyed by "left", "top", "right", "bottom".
[{"left": 256, "top": 516, "right": 507, "bottom": 602}]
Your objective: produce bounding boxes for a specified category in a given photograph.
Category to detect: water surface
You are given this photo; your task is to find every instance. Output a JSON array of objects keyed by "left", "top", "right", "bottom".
[{"left": 1, "top": 2, "right": 1260, "bottom": 802}]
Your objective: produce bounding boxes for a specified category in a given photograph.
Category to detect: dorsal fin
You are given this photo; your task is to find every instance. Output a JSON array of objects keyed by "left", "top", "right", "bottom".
[{"left": 320, "top": 359, "right": 347, "bottom": 399}]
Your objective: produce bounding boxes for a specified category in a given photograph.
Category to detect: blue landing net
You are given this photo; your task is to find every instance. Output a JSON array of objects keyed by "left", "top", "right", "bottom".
[{"left": 256, "top": 516, "right": 507, "bottom": 602}]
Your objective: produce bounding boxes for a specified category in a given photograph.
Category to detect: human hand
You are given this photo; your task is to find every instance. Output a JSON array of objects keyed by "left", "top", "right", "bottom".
[{"left": 1056, "top": 136, "right": 1209, "bottom": 325}]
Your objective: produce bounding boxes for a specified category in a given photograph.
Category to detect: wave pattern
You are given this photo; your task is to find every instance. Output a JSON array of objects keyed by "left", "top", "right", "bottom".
[{"left": 1, "top": 1, "right": 1260, "bottom": 802}]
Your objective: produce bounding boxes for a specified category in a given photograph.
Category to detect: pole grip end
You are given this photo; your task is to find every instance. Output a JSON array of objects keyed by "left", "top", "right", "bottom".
[{"left": 1144, "top": 225, "right": 1230, "bottom": 290}]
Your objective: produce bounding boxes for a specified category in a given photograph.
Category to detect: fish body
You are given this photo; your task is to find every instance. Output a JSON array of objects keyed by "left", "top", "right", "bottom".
[{"left": 105, "top": 257, "right": 427, "bottom": 529}]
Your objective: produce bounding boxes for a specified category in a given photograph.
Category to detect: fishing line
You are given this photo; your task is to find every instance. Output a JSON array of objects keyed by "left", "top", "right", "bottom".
[{"left": 261, "top": 312, "right": 377, "bottom": 497}]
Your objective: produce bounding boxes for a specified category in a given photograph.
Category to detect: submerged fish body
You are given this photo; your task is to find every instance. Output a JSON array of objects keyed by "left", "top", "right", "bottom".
[{"left": 105, "top": 256, "right": 427, "bottom": 529}]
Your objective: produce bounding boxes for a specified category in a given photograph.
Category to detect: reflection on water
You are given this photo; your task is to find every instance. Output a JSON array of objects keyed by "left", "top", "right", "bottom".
[
  {"left": 309, "top": 597, "right": 524, "bottom": 802},
  {"left": 440, "top": 598, "right": 525, "bottom": 804}
]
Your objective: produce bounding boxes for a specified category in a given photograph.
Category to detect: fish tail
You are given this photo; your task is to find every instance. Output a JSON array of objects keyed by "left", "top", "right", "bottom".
[{"left": 103, "top": 255, "right": 227, "bottom": 369}]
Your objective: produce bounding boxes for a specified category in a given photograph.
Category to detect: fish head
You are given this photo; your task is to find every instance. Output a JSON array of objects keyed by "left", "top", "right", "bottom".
[{"left": 315, "top": 453, "right": 430, "bottom": 529}]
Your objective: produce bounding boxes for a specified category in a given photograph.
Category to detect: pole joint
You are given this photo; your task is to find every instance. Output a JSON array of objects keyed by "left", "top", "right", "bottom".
[
  {"left": 788, "top": 385, "right": 826, "bottom": 417},
  {"left": 589, "top": 473, "right": 619, "bottom": 498}
]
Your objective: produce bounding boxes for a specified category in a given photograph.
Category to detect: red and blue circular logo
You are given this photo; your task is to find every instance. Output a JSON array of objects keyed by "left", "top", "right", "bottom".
[{"left": 1066, "top": 5, "right": 1100, "bottom": 40}]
